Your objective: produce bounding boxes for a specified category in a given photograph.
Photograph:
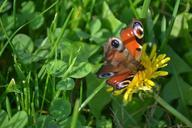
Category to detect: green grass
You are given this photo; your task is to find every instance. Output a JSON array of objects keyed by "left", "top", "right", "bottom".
[{"left": 0, "top": 0, "right": 192, "bottom": 127}]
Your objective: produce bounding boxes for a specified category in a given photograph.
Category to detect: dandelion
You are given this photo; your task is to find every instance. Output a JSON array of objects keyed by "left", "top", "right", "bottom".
[{"left": 107, "top": 44, "right": 170, "bottom": 103}]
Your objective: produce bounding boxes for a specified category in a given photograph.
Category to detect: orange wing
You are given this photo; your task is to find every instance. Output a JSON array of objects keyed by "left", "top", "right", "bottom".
[
  {"left": 120, "top": 20, "right": 143, "bottom": 61},
  {"left": 97, "top": 20, "right": 144, "bottom": 89}
]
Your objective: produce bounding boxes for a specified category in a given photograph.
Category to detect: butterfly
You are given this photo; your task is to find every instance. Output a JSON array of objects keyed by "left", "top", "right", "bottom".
[{"left": 97, "top": 20, "right": 144, "bottom": 89}]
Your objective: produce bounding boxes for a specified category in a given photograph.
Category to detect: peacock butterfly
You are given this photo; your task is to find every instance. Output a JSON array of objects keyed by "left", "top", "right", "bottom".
[{"left": 97, "top": 20, "right": 144, "bottom": 89}]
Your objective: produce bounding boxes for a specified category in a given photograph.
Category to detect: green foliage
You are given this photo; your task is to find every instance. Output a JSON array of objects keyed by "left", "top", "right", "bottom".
[
  {"left": 49, "top": 98, "right": 71, "bottom": 119},
  {"left": 86, "top": 74, "right": 111, "bottom": 118},
  {"left": 0, "top": 0, "right": 192, "bottom": 127},
  {"left": 0, "top": 110, "right": 28, "bottom": 128},
  {"left": 56, "top": 78, "right": 75, "bottom": 91},
  {"left": 12, "top": 34, "right": 34, "bottom": 64}
]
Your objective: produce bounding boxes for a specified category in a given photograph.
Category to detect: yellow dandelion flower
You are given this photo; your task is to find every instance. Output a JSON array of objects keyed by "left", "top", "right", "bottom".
[{"left": 107, "top": 44, "right": 170, "bottom": 103}]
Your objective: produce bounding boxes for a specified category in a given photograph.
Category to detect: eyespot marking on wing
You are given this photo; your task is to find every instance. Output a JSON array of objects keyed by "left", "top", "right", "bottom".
[
  {"left": 98, "top": 72, "right": 115, "bottom": 78},
  {"left": 110, "top": 38, "right": 124, "bottom": 52}
]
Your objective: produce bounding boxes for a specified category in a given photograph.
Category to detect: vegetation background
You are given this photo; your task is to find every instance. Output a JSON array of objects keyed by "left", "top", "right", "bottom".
[{"left": 0, "top": 0, "right": 192, "bottom": 127}]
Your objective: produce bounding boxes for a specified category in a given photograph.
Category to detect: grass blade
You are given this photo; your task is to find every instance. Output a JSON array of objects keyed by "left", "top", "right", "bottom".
[
  {"left": 141, "top": 0, "right": 151, "bottom": 18},
  {"left": 79, "top": 81, "right": 105, "bottom": 111},
  {"left": 160, "top": 0, "right": 180, "bottom": 50},
  {"left": 154, "top": 94, "right": 192, "bottom": 127}
]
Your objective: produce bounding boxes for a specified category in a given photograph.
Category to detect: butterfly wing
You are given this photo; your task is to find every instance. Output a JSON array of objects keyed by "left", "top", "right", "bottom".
[
  {"left": 97, "top": 38, "right": 137, "bottom": 89},
  {"left": 120, "top": 20, "right": 143, "bottom": 61},
  {"left": 106, "top": 71, "right": 134, "bottom": 89},
  {"left": 97, "top": 20, "right": 144, "bottom": 89}
]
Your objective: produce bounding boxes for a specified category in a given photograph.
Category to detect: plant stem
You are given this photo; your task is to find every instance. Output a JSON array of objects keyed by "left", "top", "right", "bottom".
[
  {"left": 40, "top": 74, "right": 50, "bottom": 112},
  {"left": 154, "top": 94, "right": 192, "bottom": 127},
  {"left": 71, "top": 99, "right": 80, "bottom": 128},
  {"left": 78, "top": 81, "right": 105, "bottom": 111}
]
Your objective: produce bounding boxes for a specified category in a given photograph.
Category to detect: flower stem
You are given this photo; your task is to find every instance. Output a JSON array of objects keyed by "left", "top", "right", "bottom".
[{"left": 154, "top": 94, "right": 192, "bottom": 127}]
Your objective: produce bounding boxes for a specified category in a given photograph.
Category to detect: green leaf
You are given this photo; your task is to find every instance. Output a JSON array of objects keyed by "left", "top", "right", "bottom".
[
  {"left": 12, "top": 34, "right": 34, "bottom": 53},
  {"left": 12, "top": 34, "right": 34, "bottom": 64},
  {"left": 96, "top": 116, "right": 112, "bottom": 128},
  {"left": 20, "top": 1, "right": 35, "bottom": 14},
  {"left": 32, "top": 37, "right": 50, "bottom": 62},
  {"left": 166, "top": 46, "right": 192, "bottom": 74},
  {"left": 56, "top": 78, "right": 75, "bottom": 91},
  {"left": 162, "top": 75, "right": 192, "bottom": 117},
  {"left": 86, "top": 74, "right": 111, "bottom": 118},
  {"left": 60, "top": 41, "right": 99, "bottom": 62},
  {"left": 162, "top": 76, "right": 190, "bottom": 102},
  {"left": 184, "top": 50, "right": 192, "bottom": 66},
  {"left": 89, "top": 19, "right": 105, "bottom": 43},
  {"left": 75, "top": 28, "right": 90, "bottom": 39},
  {"left": 162, "top": 46, "right": 192, "bottom": 117},
  {"left": 171, "top": 12, "right": 192, "bottom": 37},
  {"left": 1, "top": 111, "right": 28, "bottom": 128},
  {"left": 14, "top": 63, "right": 25, "bottom": 80},
  {"left": 9, "top": 111, "right": 28, "bottom": 128},
  {"left": 49, "top": 98, "right": 71, "bottom": 119},
  {"left": 0, "top": 110, "right": 9, "bottom": 128},
  {"left": 160, "top": 16, "right": 166, "bottom": 42},
  {"left": 102, "top": 1, "right": 125, "bottom": 34},
  {"left": 32, "top": 49, "right": 49, "bottom": 62},
  {"left": 36, "top": 115, "right": 59, "bottom": 128},
  {"left": 89, "top": 30, "right": 104, "bottom": 43},
  {"left": 0, "top": 0, "right": 11, "bottom": 14},
  {"left": 111, "top": 97, "right": 152, "bottom": 127},
  {"left": 140, "top": 0, "right": 151, "bottom": 18},
  {"left": 29, "top": 12, "right": 44, "bottom": 30},
  {"left": 119, "top": 7, "right": 134, "bottom": 23},
  {"left": 46, "top": 60, "right": 68, "bottom": 77},
  {"left": 185, "top": 87, "right": 192, "bottom": 106},
  {"left": 90, "top": 18, "right": 101, "bottom": 35},
  {"left": 6, "top": 78, "right": 22, "bottom": 93},
  {"left": 17, "top": 1, "right": 35, "bottom": 25},
  {"left": 76, "top": 43, "right": 99, "bottom": 62},
  {"left": 70, "top": 62, "right": 92, "bottom": 78}
]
